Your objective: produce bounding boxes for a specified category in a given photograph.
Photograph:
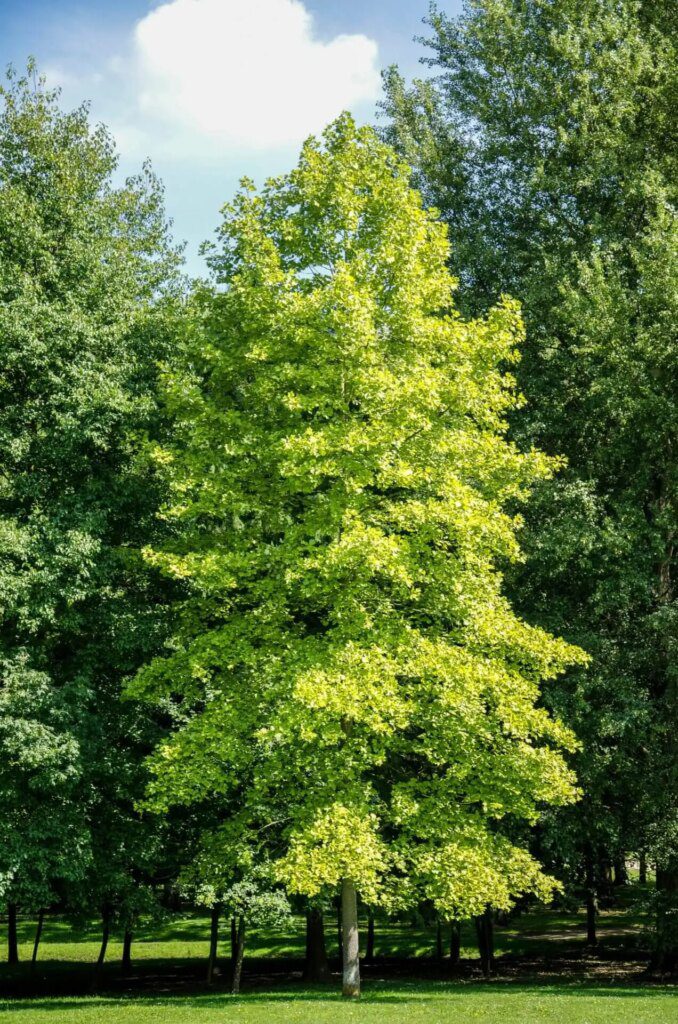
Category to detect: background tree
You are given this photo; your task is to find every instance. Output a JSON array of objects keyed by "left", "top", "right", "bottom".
[
  {"left": 0, "top": 63, "right": 183, "bottom": 954},
  {"left": 382, "top": 0, "right": 677, "bottom": 966},
  {"left": 130, "top": 115, "right": 586, "bottom": 998}
]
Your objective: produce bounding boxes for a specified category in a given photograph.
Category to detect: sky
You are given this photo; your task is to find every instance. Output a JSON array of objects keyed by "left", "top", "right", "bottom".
[{"left": 0, "top": 0, "right": 463, "bottom": 274}]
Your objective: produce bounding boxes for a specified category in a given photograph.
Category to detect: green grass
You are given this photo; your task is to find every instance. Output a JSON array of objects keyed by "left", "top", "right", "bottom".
[
  {"left": 0, "top": 982, "right": 676, "bottom": 1024},
  {"left": 2, "top": 887, "right": 674, "bottom": 1022},
  {"left": 1, "top": 888, "right": 654, "bottom": 969}
]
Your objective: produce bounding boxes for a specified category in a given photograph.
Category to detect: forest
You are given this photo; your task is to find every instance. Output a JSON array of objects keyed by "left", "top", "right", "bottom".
[{"left": 0, "top": 1, "right": 676, "bottom": 1021}]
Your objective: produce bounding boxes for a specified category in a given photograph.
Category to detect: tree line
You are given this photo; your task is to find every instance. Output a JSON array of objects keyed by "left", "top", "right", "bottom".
[{"left": 0, "top": 0, "right": 675, "bottom": 999}]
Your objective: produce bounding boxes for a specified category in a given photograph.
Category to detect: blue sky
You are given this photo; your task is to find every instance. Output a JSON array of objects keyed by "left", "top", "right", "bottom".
[{"left": 0, "top": 0, "right": 462, "bottom": 274}]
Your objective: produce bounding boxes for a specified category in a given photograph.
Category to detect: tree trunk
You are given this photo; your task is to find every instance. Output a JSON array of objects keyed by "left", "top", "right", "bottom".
[
  {"left": 121, "top": 929, "right": 133, "bottom": 974},
  {"left": 474, "top": 913, "right": 491, "bottom": 978},
  {"left": 365, "top": 911, "right": 375, "bottom": 965},
  {"left": 655, "top": 866, "right": 678, "bottom": 974},
  {"left": 30, "top": 910, "right": 44, "bottom": 978},
  {"left": 613, "top": 858, "right": 628, "bottom": 886},
  {"left": 585, "top": 854, "right": 598, "bottom": 947},
  {"left": 206, "top": 905, "right": 220, "bottom": 985},
  {"left": 435, "top": 918, "right": 443, "bottom": 962},
  {"left": 639, "top": 852, "right": 647, "bottom": 885},
  {"left": 304, "top": 907, "right": 330, "bottom": 982},
  {"left": 92, "top": 909, "right": 110, "bottom": 990},
  {"left": 231, "top": 916, "right": 246, "bottom": 995},
  {"left": 336, "top": 898, "right": 342, "bottom": 961},
  {"left": 484, "top": 908, "right": 495, "bottom": 969},
  {"left": 231, "top": 917, "right": 237, "bottom": 964},
  {"left": 341, "top": 879, "right": 360, "bottom": 998},
  {"left": 449, "top": 920, "right": 461, "bottom": 966},
  {"left": 7, "top": 903, "right": 19, "bottom": 965}
]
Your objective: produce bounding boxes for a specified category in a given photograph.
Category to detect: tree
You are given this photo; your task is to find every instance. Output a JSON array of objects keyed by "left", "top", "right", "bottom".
[
  {"left": 382, "top": 0, "right": 677, "bottom": 966},
  {"left": 0, "top": 63, "right": 182, "bottom": 950},
  {"left": 130, "top": 115, "right": 586, "bottom": 998},
  {"left": 178, "top": 827, "right": 291, "bottom": 993}
]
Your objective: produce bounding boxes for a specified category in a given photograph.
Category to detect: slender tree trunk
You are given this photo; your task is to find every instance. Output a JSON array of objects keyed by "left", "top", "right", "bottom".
[
  {"left": 303, "top": 907, "right": 330, "bottom": 982},
  {"left": 231, "top": 917, "right": 237, "bottom": 964},
  {"left": 639, "top": 852, "right": 647, "bottom": 885},
  {"left": 91, "top": 909, "right": 110, "bottom": 990},
  {"left": 97, "top": 913, "right": 110, "bottom": 967},
  {"left": 585, "top": 854, "right": 598, "bottom": 947},
  {"left": 206, "top": 905, "right": 220, "bottom": 985},
  {"left": 474, "top": 913, "right": 491, "bottom": 978},
  {"left": 484, "top": 908, "right": 495, "bottom": 969},
  {"left": 655, "top": 866, "right": 678, "bottom": 974},
  {"left": 336, "top": 898, "right": 342, "bottom": 961},
  {"left": 121, "top": 929, "right": 133, "bottom": 974},
  {"left": 231, "top": 916, "right": 246, "bottom": 995},
  {"left": 341, "top": 879, "right": 360, "bottom": 998},
  {"left": 449, "top": 920, "right": 461, "bottom": 966},
  {"left": 435, "top": 918, "right": 443, "bottom": 962},
  {"left": 365, "top": 911, "right": 375, "bottom": 965},
  {"left": 30, "top": 910, "right": 44, "bottom": 978},
  {"left": 7, "top": 903, "right": 19, "bottom": 965}
]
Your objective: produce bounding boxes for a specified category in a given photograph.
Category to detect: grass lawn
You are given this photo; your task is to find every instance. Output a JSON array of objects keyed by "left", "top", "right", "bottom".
[
  {"left": 1, "top": 886, "right": 675, "bottom": 1021},
  {"left": 0, "top": 889, "right": 654, "bottom": 968},
  {"left": 0, "top": 982, "right": 676, "bottom": 1024}
]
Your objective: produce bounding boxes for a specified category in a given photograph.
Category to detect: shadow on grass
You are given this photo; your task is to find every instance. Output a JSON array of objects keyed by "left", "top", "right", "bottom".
[{"left": 1, "top": 977, "right": 676, "bottom": 1014}]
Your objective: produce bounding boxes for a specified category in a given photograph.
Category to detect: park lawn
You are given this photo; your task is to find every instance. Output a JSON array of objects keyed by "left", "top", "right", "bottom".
[{"left": 0, "top": 982, "right": 676, "bottom": 1024}]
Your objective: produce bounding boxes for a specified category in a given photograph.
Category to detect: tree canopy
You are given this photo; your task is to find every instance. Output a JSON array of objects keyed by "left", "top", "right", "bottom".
[{"left": 129, "top": 115, "right": 586, "bottom": 994}]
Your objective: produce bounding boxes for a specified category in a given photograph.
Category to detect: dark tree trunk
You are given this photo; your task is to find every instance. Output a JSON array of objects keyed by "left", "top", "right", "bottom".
[
  {"left": 655, "top": 866, "right": 678, "bottom": 974},
  {"left": 91, "top": 909, "right": 111, "bottom": 990},
  {"left": 231, "top": 917, "right": 237, "bottom": 964},
  {"left": 449, "top": 920, "right": 461, "bottom": 966},
  {"left": 30, "top": 910, "right": 44, "bottom": 978},
  {"left": 121, "top": 929, "right": 133, "bottom": 974},
  {"left": 365, "top": 911, "right": 375, "bottom": 965},
  {"left": 474, "top": 913, "right": 491, "bottom": 978},
  {"left": 585, "top": 854, "right": 598, "bottom": 947},
  {"left": 639, "top": 852, "right": 647, "bottom": 885},
  {"left": 7, "top": 903, "right": 19, "bottom": 965},
  {"left": 341, "top": 878, "right": 360, "bottom": 998},
  {"left": 613, "top": 858, "right": 629, "bottom": 886},
  {"left": 231, "top": 916, "right": 246, "bottom": 995},
  {"left": 303, "top": 907, "right": 330, "bottom": 982},
  {"left": 484, "top": 909, "right": 495, "bottom": 968},
  {"left": 475, "top": 917, "right": 491, "bottom": 978},
  {"left": 336, "top": 898, "right": 342, "bottom": 961},
  {"left": 97, "top": 913, "right": 110, "bottom": 967},
  {"left": 206, "top": 905, "right": 220, "bottom": 985},
  {"left": 435, "top": 918, "right": 443, "bottom": 962}
]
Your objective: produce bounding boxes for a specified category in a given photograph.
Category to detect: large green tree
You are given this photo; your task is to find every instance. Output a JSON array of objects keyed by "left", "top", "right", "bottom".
[
  {"left": 0, "top": 64, "right": 182, "bottom": 955},
  {"left": 131, "top": 116, "right": 585, "bottom": 997},
  {"left": 382, "top": 0, "right": 677, "bottom": 965}
]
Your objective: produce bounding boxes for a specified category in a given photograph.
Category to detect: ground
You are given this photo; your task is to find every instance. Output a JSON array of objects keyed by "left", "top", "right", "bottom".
[
  {"left": 1, "top": 885, "right": 676, "bottom": 1021},
  {"left": 1, "top": 984, "right": 676, "bottom": 1024}
]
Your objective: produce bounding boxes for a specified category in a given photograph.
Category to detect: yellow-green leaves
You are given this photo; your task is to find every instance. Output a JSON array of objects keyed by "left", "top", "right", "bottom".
[
  {"left": 278, "top": 804, "right": 389, "bottom": 905},
  {"left": 138, "top": 115, "right": 585, "bottom": 918}
]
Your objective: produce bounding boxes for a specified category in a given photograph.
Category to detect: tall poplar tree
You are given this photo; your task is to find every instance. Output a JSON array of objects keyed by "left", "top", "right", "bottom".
[
  {"left": 382, "top": 0, "right": 677, "bottom": 965},
  {"left": 131, "top": 116, "right": 585, "bottom": 996},
  {"left": 0, "top": 65, "right": 181, "bottom": 944}
]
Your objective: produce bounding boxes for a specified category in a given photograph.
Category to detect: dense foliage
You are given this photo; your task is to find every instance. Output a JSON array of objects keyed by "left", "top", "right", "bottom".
[
  {"left": 0, "top": 65, "right": 181, "bottom": 937},
  {"left": 128, "top": 115, "right": 586, "bottom": 994},
  {"left": 382, "top": 0, "right": 677, "bottom": 966}
]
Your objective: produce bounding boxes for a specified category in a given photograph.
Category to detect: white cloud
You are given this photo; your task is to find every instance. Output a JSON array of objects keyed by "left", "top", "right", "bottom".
[{"left": 131, "top": 0, "right": 381, "bottom": 152}]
